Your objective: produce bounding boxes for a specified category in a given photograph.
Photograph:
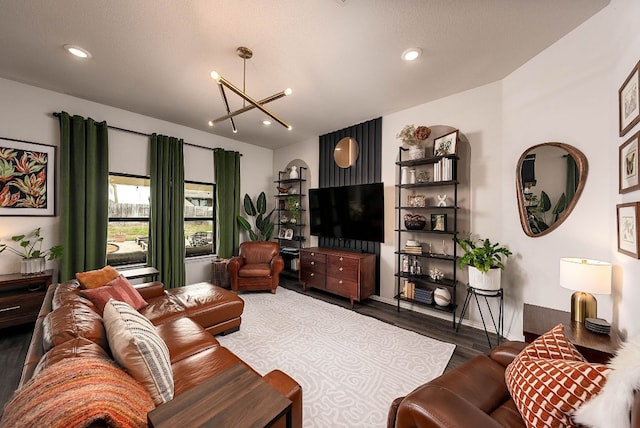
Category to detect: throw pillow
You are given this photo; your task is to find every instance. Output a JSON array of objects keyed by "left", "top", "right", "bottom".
[
  {"left": 80, "top": 274, "right": 148, "bottom": 315},
  {"left": 520, "top": 323, "right": 586, "bottom": 362},
  {"left": 506, "top": 356, "right": 609, "bottom": 428},
  {"left": 103, "top": 299, "right": 173, "bottom": 406},
  {"left": 573, "top": 334, "right": 640, "bottom": 428},
  {"left": 0, "top": 357, "right": 154, "bottom": 428},
  {"left": 76, "top": 265, "right": 120, "bottom": 289}
]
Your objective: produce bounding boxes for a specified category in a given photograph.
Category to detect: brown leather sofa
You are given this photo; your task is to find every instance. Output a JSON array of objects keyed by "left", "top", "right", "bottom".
[
  {"left": 388, "top": 341, "right": 640, "bottom": 428},
  {"left": 16, "top": 279, "right": 302, "bottom": 427},
  {"left": 227, "top": 241, "right": 284, "bottom": 293}
]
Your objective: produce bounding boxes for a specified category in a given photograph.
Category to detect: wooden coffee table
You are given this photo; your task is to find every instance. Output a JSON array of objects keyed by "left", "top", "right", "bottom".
[
  {"left": 147, "top": 363, "right": 292, "bottom": 428},
  {"left": 523, "top": 304, "right": 621, "bottom": 364}
]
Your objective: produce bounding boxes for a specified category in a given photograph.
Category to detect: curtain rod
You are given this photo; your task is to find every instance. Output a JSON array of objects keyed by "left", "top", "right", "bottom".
[{"left": 51, "top": 112, "right": 241, "bottom": 154}]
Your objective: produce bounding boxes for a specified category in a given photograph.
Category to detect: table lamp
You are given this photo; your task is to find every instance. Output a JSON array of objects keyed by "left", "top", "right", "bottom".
[{"left": 559, "top": 258, "right": 612, "bottom": 323}]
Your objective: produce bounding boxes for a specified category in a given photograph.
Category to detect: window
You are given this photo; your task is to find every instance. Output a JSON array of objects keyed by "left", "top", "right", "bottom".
[
  {"left": 107, "top": 174, "right": 150, "bottom": 266},
  {"left": 185, "top": 181, "right": 215, "bottom": 257}
]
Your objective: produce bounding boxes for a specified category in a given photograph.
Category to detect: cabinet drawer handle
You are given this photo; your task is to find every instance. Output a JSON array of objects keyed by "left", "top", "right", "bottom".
[
  {"left": 311, "top": 261, "right": 314, "bottom": 265},
  {"left": 339, "top": 267, "right": 343, "bottom": 271},
  {"left": 310, "top": 273, "right": 314, "bottom": 277},
  {"left": 311, "top": 252, "right": 315, "bottom": 256},
  {"left": 0, "top": 305, "right": 21, "bottom": 313},
  {"left": 339, "top": 257, "right": 343, "bottom": 261},
  {"left": 339, "top": 280, "right": 343, "bottom": 284}
]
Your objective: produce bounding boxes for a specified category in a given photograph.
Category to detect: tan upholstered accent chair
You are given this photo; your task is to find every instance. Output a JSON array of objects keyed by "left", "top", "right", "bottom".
[{"left": 227, "top": 241, "right": 284, "bottom": 293}]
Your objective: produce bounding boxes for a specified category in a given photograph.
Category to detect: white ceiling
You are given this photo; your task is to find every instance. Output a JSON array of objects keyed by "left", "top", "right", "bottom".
[{"left": 0, "top": 0, "right": 609, "bottom": 149}]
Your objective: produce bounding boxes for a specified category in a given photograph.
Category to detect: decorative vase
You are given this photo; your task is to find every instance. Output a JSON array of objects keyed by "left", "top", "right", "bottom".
[
  {"left": 289, "top": 166, "right": 299, "bottom": 179},
  {"left": 468, "top": 266, "right": 502, "bottom": 291},
  {"left": 409, "top": 169, "right": 416, "bottom": 184},
  {"left": 434, "top": 287, "right": 451, "bottom": 306},
  {"left": 401, "top": 167, "right": 409, "bottom": 184},
  {"left": 21, "top": 257, "right": 45, "bottom": 275},
  {"left": 407, "top": 146, "right": 424, "bottom": 160}
]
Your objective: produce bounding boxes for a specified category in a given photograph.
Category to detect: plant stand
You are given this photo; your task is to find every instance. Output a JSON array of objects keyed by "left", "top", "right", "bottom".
[{"left": 456, "top": 285, "right": 503, "bottom": 349}]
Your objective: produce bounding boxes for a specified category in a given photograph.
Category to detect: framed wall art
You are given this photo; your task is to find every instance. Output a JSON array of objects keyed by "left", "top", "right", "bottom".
[
  {"left": 431, "top": 213, "right": 447, "bottom": 231},
  {"left": 433, "top": 130, "right": 458, "bottom": 156},
  {"left": 284, "top": 229, "right": 294, "bottom": 240},
  {"left": 0, "top": 138, "right": 56, "bottom": 216},
  {"left": 619, "top": 131, "right": 640, "bottom": 193},
  {"left": 619, "top": 60, "right": 640, "bottom": 137},
  {"left": 617, "top": 202, "right": 640, "bottom": 258}
]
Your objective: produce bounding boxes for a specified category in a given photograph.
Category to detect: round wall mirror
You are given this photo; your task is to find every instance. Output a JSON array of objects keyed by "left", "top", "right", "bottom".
[
  {"left": 334, "top": 137, "right": 359, "bottom": 168},
  {"left": 516, "top": 142, "right": 588, "bottom": 237}
]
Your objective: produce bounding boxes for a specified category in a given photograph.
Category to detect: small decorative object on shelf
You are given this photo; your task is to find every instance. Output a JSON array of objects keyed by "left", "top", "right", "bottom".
[
  {"left": 397, "top": 124, "right": 431, "bottom": 160},
  {"left": 408, "top": 194, "right": 426, "bottom": 207},
  {"left": 401, "top": 166, "right": 409, "bottom": 184},
  {"left": 416, "top": 171, "right": 429, "bottom": 183},
  {"left": 431, "top": 214, "right": 447, "bottom": 231},
  {"left": 409, "top": 169, "right": 416, "bottom": 184},
  {"left": 434, "top": 287, "right": 452, "bottom": 306},
  {"left": 429, "top": 268, "right": 444, "bottom": 282},
  {"left": 404, "top": 214, "right": 426, "bottom": 230},
  {"left": 276, "top": 186, "right": 291, "bottom": 194},
  {"left": 289, "top": 165, "right": 299, "bottom": 179},
  {"left": 437, "top": 194, "right": 447, "bottom": 207}
]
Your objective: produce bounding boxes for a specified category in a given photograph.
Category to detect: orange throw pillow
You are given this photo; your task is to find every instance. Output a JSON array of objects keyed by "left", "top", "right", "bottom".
[
  {"left": 76, "top": 266, "right": 120, "bottom": 289},
  {"left": 80, "top": 275, "right": 148, "bottom": 315},
  {"left": 519, "top": 323, "right": 585, "bottom": 362}
]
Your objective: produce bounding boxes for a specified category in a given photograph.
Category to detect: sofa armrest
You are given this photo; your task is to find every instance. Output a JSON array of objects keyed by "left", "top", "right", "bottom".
[
  {"left": 133, "top": 281, "right": 166, "bottom": 299},
  {"left": 271, "top": 255, "right": 285, "bottom": 275},
  {"left": 227, "top": 256, "right": 244, "bottom": 275},
  {"left": 490, "top": 341, "right": 528, "bottom": 368},
  {"left": 395, "top": 385, "right": 505, "bottom": 428},
  {"left": 263, "top": 369, "right": 302, "bottom": 428}
]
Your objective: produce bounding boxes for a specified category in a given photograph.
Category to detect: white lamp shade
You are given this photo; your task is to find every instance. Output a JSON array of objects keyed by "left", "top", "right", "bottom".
[{"left": 559, "top": 258, "right": 612, "bottom": 295}]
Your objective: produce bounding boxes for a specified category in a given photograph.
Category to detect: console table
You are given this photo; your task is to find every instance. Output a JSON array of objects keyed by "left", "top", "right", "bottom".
[
  {"left": 147, "top": 363, "right": 292, "bottom": 428},
  {"left": 0, "top": 270, "right": 53, "bottom": 329},
  {"left": 299, "top": 247, "right": 376, "bottom": 308},
  {"left": 523, "top": 303, "right": 621, "bottom": 364}
]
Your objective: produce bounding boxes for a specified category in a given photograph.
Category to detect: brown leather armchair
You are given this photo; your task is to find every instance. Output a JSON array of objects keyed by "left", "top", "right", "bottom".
[{"left": 227, "top": 241, "right": 284, "bottom": 293}]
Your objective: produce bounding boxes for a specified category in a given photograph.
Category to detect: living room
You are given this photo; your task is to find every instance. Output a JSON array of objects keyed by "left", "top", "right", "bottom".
[{"left": 1, "top": 0, "right": 639, "bottom": 426}]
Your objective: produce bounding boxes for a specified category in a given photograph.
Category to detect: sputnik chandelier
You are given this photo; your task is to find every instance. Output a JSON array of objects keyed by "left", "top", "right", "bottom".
[{"left": 209, "top": 46, "right": 292, "bottom": 133}]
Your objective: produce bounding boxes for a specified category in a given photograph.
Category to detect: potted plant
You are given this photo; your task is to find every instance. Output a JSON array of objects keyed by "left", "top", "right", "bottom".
[
  {"left": 0, "top": 228, "right": 63, "bottom": 275},
  {"left": 397, "top": 125, "right": 431, "bottom": 160},
  {"left": 286, "top": 196, "right": 301, "bottom": 224},
  {"left": 455, "top": 235, "right": 512, "bottom": 291},
  {"left": 236, "top": 192, "right": 275, "bottom": 241}
]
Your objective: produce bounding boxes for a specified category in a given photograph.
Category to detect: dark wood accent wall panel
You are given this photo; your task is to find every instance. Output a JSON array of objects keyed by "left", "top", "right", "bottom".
[{"left": 318, "top": 117, "right": 382, "bottom": 294}]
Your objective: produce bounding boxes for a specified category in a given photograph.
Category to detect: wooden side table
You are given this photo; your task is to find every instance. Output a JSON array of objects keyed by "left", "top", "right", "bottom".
[
  {"left": 0, "top": 270, "right": 53, "bottom": 329},
  {"left": 147, "top": 363, "right": 292, "bottom": 428},
  {"left": 523, "top": 304, "right": 621, "bottom": 364}
]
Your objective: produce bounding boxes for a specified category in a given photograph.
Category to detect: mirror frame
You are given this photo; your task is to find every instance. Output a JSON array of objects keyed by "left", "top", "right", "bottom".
[
  {"left": 516, "top": 142, "right": 588, "bottom": 237},
  {"left": 334, "top": 137, "right": 359, "bottom": 168}
]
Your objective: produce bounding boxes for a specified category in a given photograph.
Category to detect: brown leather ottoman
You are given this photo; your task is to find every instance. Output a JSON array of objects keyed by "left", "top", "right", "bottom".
[{"left": 167, "top": 282, "right": 244, "bottom": 335}]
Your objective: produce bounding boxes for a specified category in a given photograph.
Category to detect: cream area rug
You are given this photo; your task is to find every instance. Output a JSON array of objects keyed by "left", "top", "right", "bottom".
[{"left": 217, "top": 287, "right": 456, "bottom": 428}]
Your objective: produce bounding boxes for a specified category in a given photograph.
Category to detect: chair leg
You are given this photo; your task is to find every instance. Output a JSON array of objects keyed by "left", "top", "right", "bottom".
[{"left": 271, "top": 288, "right": 277, "bottom": 294}]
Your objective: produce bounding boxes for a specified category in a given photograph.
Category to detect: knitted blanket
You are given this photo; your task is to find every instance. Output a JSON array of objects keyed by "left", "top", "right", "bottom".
[{"left": 0, "top": 357, "right": 155, "bottom": 428}]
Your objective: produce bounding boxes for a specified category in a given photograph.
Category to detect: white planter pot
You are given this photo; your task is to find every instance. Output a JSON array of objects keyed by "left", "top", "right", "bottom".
[
  {"left": 468, "top": 266, "right": 502, "bottom": 291},
  {"left": 407, "top": 147, "right": 424, "bottom": 160},
  {"left": 21, "top": 257, "right": 45, "bottom": 275}
]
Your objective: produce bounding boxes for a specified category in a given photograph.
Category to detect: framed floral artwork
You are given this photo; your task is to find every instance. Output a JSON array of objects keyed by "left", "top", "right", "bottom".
[
  {"left": 619, "top": 131, "right": 640, "bottom": 193},
  {"left": 617, "top": 202, "right": 640, "bottom": 258},
  {"left": 619, "top": 60, "right": 640, "bottom": 137},
  {"left": 433, "top": 130, "right": 458, "bottom": 156},
  {"left": 0, "top": 138, "right": 56, "bottom": 216}
]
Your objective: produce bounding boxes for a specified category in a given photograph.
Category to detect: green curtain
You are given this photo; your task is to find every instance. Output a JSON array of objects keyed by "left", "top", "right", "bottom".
[
  {"left": 566, "top": 155, "right": 578, "bottom": 204},
  {"left": 149, "top": 134, "right": 185, "bottom": 289},
  {"left": 58, "top": 111, "right": 109, "bottom": 281},
  {"left": 214, "top": 149, "right": 241, "bottom": 257}
]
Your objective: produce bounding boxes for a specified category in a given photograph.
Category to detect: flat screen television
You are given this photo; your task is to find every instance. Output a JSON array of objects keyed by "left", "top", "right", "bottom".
[{"left": 309, "top": 182, "right": 384, "bottom": 242}]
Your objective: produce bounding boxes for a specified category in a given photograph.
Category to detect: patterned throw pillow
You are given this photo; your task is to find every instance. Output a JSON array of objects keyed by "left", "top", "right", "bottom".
[
  {"left": 81, "top": 274, "right": 148, "bottom": 315},
  {"left": 505, "top": 324, "right": 610, "bottom": 428},
  {"left": 76, "top": 265, "right": 120, "bottom": 289},
  {"left": 103, "top": 299, "right": 174, "bottom": 405}
]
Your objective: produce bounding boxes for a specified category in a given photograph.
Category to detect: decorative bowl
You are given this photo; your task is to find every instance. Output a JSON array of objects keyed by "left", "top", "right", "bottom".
[{"left": 405, "top": 219, "right": 426, "bottom": 230}]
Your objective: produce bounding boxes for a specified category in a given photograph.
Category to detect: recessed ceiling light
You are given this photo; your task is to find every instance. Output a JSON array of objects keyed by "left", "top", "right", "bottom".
[
  {"left": 64, "top": 44, "right": 91, "bottom": 59},
  {"left": 401, "top": 48, "right": 422, "bottom": 61},
  {"left": 262, "top": 120, "right": 272, "bottom": 126}
]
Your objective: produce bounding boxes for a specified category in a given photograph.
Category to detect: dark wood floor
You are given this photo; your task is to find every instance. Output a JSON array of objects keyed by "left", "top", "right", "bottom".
[{"left": 0, "top": 279, "right": 499, "bottom": 412}]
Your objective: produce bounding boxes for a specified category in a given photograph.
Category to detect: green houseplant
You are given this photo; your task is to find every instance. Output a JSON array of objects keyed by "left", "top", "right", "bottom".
[
  {"left": 0, "top": 227, "right": 63, "bottom": 274},
  {"left": 236, "top": 192, "right": 275, "bottom": 241},
  {"left": 455, "top": 235, "right": 512, "bottom": 291}
]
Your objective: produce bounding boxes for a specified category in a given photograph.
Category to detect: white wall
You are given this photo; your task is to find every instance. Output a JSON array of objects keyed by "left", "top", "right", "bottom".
[
  {"left": 275, "top": 0, "right": 640, "bottom": 340},
  {"left": 0, "top": 77, "right": 274, "bottom": 283}
]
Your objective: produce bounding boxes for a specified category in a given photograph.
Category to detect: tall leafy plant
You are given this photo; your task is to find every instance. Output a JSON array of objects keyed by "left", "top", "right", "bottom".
[{"left": 236, "top": 192, "right": 275, "bottom": 241}]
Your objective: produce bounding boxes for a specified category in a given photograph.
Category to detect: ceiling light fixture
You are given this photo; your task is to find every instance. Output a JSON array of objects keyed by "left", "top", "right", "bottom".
[
  {"left": 210, "top": 47, "right": 292, "bottom": 132},
  {"left": 401, "top": 47, "right": 422, "bottom": 61},
  {"left": 64, "top": 44, "right": 91, "bottom": 59}
]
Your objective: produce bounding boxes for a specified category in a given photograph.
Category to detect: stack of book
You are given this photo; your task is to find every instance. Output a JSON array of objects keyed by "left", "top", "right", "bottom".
[
  {"left": 404, "top": 241, "right": 422, "bottom": 254},
  {"left": 414, "top": 287, "right": 434, "bottom": 304},
  {"left": 433, "top": 157, "right": 454, "bottom": 182}
]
